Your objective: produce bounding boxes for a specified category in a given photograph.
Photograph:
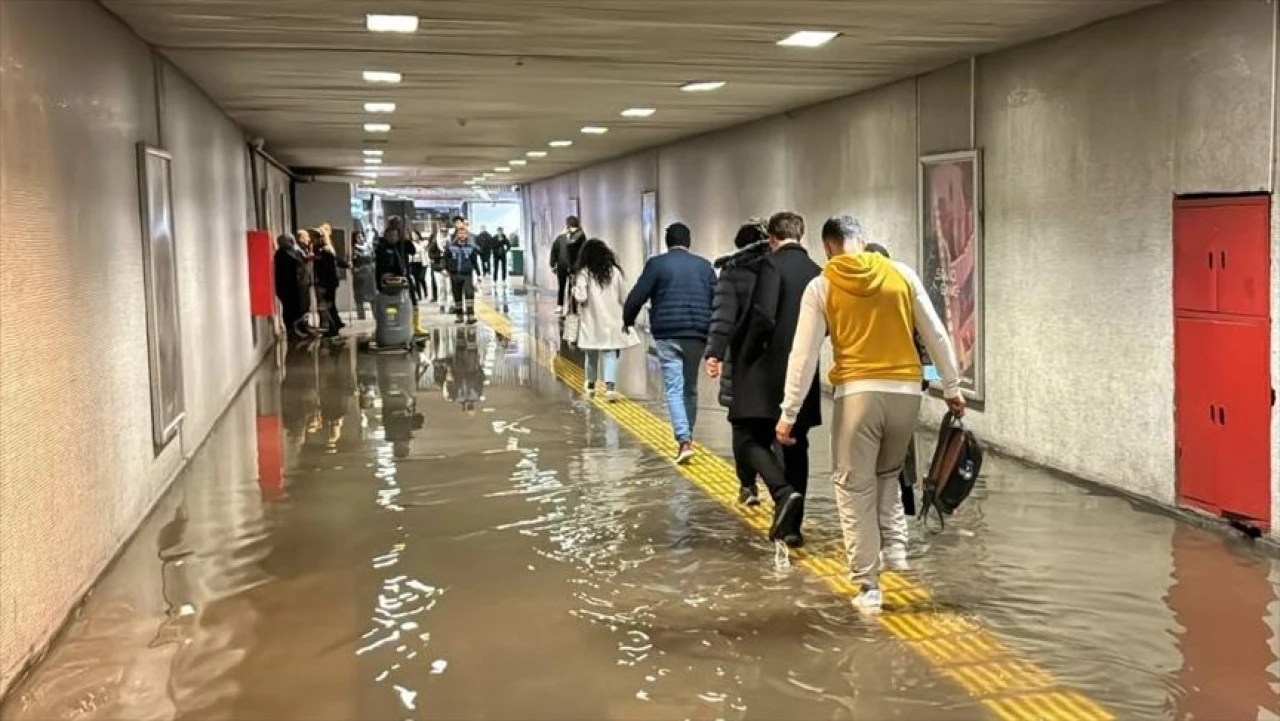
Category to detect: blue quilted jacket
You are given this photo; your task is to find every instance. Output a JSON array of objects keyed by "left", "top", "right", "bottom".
[{"left": 622, "top": 248, "right": 717, "bottom": 341}]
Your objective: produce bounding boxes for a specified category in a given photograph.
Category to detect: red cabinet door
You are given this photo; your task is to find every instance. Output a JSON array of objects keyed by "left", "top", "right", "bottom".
[
  {"left": 1172, "top": 201, "right": 1220, "bottom": 313},
  {"left": 1215, "top": 198, "right": 1270, "bottom": 318},
  {"left": 1211, "top": 319, "right": 1271, "bottom": 524},
  {"left": 1175, "top": 318, "right": 1219, "bottom": 507}
]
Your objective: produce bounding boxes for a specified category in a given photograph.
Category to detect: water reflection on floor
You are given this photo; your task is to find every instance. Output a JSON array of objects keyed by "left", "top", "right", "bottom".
[{"left": 3, "top": 289, "right": 1278, "bottom": 721}]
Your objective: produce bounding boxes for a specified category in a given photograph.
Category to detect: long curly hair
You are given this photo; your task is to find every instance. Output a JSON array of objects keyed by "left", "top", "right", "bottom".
[{"left": 576, "top": 237, "right": 622, "bottom": 286}]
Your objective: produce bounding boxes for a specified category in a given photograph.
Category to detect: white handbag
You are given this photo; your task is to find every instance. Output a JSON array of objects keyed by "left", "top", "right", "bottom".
[{"left": 562, "top": 299, "right": 582, "bottom": 346}]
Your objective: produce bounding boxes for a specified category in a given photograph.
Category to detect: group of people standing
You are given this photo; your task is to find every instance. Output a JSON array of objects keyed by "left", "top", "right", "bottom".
[
  {"left": 274, "top": 222, "right": 348, "bottom": 340},
  {"left": 274, "top": 217, "right": 518, "bottom": 342},
  {"left": 560, "top": 211, "right": 967, "bottom": 614}
]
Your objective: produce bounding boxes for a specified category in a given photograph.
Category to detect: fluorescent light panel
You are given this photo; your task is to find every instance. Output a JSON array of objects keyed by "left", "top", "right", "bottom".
[
  {"left": 366, "top": 14, "right": 419, "bottom": 33},
  {"left": 362, "top": 70, "right": 402, "bottom": 84},
  {"left": 680, "top": 80, "right": 726, "bottom": 92},
  {"left": 777, "top": 30, "right": 839, "bottom": 47},
  {"left": 494, "top": 166, "right": 511, "bottom": 172},
  {"left": 620, "top": 107, "right": 656, "bottom": 118},
  {"left": 509, "top": 159, "right": 528, "bottom": 166},
  {"left": 364, "top": 102, "right": 396, "bottom": 113},
  {"left": 364, "top": 123, "right": 391, "bottom": 132},
  {"left": 365, "top": 158, "right": 383, "bottom": 165},
  {"left": 526, "top": 151, "right": 548, "bottom": 158},
  {"left": 363, "top": 149, "right": 384, "bottom": 157},
  {"left": 548, "top": 140, "right": 573, "bottom": 148},
  {"left": 580, "top": 126, "right": 609, "bottom": 135}
]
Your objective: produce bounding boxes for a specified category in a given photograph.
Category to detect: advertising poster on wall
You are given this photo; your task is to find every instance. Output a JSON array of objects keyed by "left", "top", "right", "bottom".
[
  {"left": 920, "top": 149, "right": 983, "bottom": 400},
  {"left": 641, "top": 190, "right": 658, "bottom": 258},
  {"left": 137, "top": 144, "right": 186, "bottom": 447}
]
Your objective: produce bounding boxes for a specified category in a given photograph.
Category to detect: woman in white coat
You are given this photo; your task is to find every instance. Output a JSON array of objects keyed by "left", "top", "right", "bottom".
[{"left": 571, "top": 238, "right": 638, "bottom": 401}]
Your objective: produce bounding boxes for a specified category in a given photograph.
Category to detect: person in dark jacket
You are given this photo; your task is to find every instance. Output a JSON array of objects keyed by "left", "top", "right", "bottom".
[
  {"left": 551, "top": 216, "right": 586, "bottom": 313},
  {"left": 491, "top": 227, "right": 511, "bottom": 282},
  {"left": 312, "top": 229, "right": 346, "bottom": 338},
  {"left": 623, "top": 222, "right": 717, "bottom": 464},
  {"left": 475, "top": 225, "right": 494, "bottom": 277},
  {"left": 375, "top": 220, "right": 411, "bottom": 293},
  {"left": 727, "top": 211, "right": 822, "bottom": 547},
  {"left": 274, "top": 233, "right": 314, "bottom": 340},
  {"left": 705, "top": 221, "right": 770, "bottom": 505},
  {"left": 445, "top": 224, "right": 483, "bottom": 324}
]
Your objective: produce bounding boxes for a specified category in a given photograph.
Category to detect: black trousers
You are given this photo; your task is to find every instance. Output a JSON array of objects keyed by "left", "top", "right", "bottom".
[
  {"left": 450, "top": 274, "right": 476, "bottom": 317},
  {"left": 480, "top": 253, "right": 491, "bottom": 274},
  {"left": 320, "top": 285, "right": 342, "bottom": 333},
  {"left": 492, "top": 253, "right": 507, "bottom": 281},
  {"left": 731, "top": 419, "right": 810, "bottom": 505},
  {"left": 556, "top": 270, "right": 569, "bottom": 307},
  {"left": 409, "top": 263, "right": 427, "bottom": 300}
]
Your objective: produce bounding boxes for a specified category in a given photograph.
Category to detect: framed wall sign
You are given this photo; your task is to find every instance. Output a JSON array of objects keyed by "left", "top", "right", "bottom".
[{"left": 137, "top": 144, "right": 186, "bottom": 447}]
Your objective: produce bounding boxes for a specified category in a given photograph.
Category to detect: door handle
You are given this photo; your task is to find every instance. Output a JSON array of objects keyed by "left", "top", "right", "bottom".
[
  {"left": 1208, "top": 252, "right": 1214, "bottom": 269},
  {"left": 1220, "top": 250, "right": 1227, "bottom": 269},
  {"left": 1218, "top": 406, "right": 1226, "bottom": 426},
  {"left": 1210, "top": 404, "right": 1217, "bottom": 424}
]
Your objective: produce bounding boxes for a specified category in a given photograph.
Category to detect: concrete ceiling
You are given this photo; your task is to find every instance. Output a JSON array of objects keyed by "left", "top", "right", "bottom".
[{"left": 103, "top": 0, "right": 1155, "bottom": 189}]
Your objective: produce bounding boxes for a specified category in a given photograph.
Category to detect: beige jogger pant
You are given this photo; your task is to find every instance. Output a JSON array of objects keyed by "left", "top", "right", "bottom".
[{"left": 830, "top": 391, "right": 922, "bottom": 588}]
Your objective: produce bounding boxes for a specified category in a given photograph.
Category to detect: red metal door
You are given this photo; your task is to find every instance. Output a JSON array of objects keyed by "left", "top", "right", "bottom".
[
  {"left": 1214, "top": 197, "right": 1270, "bottom": 318},
  {"left": 1211, "top": 319, "right": 1271, "bottom": 525},
  {"left": 1174, "top": 318, "right": 1219, "bottom": 508},
  {"left": 1172, "top": 201, "right": 1220, "bottom": 313}
]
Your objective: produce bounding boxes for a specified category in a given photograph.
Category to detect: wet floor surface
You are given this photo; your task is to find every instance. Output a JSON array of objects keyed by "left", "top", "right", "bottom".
[{"left": 4, "top": 286, "right": 1278, "bottom": 721}]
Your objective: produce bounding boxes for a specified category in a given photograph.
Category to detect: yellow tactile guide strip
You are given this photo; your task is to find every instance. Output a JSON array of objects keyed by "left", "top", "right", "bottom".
[{"left": 476, "top": 301, "right": 1112, "bottom": 721}]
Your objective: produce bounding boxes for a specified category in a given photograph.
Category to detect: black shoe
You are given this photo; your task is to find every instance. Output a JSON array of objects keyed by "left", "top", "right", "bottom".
[
  {"left": 770, "top": 491, "right": 803, "bottom": 541},
  {"left": 737, "top": 486, "right": 760, "bottom": 507},
  {"left": 465, "top": 315, "right": 478, "bottom": 325}
]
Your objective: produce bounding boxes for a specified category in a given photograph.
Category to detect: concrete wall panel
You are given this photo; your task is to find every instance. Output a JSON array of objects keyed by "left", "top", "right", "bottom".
[
  {"left": 524, "top": 0, "right": 1279, "bottom": 535},
  {"left": 0, "top": 0, "right": 261, "bottom": 692}
]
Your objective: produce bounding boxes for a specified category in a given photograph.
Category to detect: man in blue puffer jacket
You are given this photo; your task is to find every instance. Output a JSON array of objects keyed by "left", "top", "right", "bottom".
[{"left": 623, "top": 222, "right": 717, "bottom": 464}]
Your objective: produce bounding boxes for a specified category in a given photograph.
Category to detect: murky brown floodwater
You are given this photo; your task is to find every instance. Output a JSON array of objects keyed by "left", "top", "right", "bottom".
[{"left": 4, "top": 288, "right": 1278, "bottom": 721}]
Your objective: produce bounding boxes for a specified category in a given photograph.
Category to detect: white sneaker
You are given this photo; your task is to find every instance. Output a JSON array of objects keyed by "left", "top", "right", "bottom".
[
  {"left": 674, "top": 442, "right": 695, "bottom": 465},
  {"left": 603, "top": 389, "right": 619, "bottom": 403},
  {"left": 851, "top": 586, "right": 883, "bottom": 616},
  {"left": 584, "top": 385, "right": 596, "bottom": 398},
  {"left": 556, "top": 305, "right": 564, "bottom": 316},
  {"left": 882, "top": 546, "right": 910, "bottom": 572}
]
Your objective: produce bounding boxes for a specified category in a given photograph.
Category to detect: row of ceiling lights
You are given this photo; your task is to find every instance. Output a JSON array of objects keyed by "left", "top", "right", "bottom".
[{"left": 355, "top": 14, "right": 840, "bottom": 188}]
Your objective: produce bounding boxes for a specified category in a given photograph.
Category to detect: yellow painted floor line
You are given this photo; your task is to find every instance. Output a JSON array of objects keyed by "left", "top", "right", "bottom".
[{"left": 476, "top": 301, "right": 1113, "bottom": 721}]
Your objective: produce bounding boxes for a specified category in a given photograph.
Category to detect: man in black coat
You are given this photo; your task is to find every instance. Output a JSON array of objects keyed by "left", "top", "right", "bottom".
[
  {"left": 550, "top": 216, "right": 585, "bottom": 313},
  {"left": 704, "top": 221, "right": 769, "bottom": 505},
  {"left": 725, "top": 211, "right": 822, "bottom": 547}
]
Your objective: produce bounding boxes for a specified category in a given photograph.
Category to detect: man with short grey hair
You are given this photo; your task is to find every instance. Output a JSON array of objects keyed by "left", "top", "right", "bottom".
[{"left": 777, "top": 215, "right": 965, "bottom": 614}]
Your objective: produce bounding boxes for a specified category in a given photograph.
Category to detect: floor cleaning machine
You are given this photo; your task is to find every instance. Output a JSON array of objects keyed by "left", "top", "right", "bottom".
[{"left": 364, "top": 276, "right": 418, "bottom": 353}]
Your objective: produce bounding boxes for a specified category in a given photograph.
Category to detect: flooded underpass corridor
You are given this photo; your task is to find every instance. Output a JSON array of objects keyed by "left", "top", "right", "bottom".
[{"left": 5, "top": 288, "right": 1278, "bottom": 721}]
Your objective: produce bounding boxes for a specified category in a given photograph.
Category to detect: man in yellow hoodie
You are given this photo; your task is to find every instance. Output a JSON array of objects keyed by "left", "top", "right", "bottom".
[{"left": 776, "top": 216, "right": 965, "bottom": 614}]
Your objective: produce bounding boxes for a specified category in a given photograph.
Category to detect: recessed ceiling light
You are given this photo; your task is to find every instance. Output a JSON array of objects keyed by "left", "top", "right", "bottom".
[
  {"left": 364, "top": 102, "right": 396, "bottom": 113},
  {"left": 580, "top": 126, "right": 609, "bottom": 135},
  {"left": 365, "top": 158, "right": 383, "bottom": 165},
  {"left": 494, "top": 166, "right": 512, "bottom": 172},
  {"left": 361, "top": 172, "right": 378, "bottom": 178},
  {"left": 362, "top": 149, "right": 384, "bottom": 157},
  {"left": 620, "top": 107, "right": 656, "bottom": 118},
  {"left": 548, "top": 140, "right": 573, "bottom": 148},
  {"left": 680, "top": 80, "right": 727, "bottom": 93},
  {"left": 464, "top": 180, "right": 475, "bottom": 185},
  {"left": 364, "top": 123, "right": 391, "bottom": 133},
  {"left": 362, "top": 70, "right": 402, "bottom": 84},
  {"left": 526, "top": 151, "right": 548, "bottom": 158},
  {"left": 366, "top": 14, "right": 419, "bottom": 33},
  {"left": 777, "top": 30, "right": 839, "bottom": 48},
  {"left": 482, "top": 173, "right": 494, "bottom": 178},
  {"left": 509, "top": 159, "right": 528, "bottom": 166}
]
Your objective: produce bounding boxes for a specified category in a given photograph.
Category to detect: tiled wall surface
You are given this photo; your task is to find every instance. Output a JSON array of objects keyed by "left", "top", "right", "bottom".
[
  {"left": 523, "top": 0, "right": 1280, "bottom": 537},
  {"left": 0, "top": 0, "right": 262, "bottom": 692}
]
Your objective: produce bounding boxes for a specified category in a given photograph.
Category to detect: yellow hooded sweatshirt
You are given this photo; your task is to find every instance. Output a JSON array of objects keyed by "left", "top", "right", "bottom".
[{"left": 822, "top": 253, "right": 922, "bottom": 386}]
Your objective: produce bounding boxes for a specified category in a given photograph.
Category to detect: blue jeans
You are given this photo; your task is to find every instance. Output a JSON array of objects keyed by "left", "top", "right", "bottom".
[
  {"left": 583, "top": 349, "right": 619, "bottom": 387},
  {"left": 654, "top": 339, "right": 704, "bottom": 444}
]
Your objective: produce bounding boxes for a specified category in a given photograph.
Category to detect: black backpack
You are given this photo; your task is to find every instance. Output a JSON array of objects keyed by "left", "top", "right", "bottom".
[{"left": 919, "top": 412, "right": 984, "bottom": 529}]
